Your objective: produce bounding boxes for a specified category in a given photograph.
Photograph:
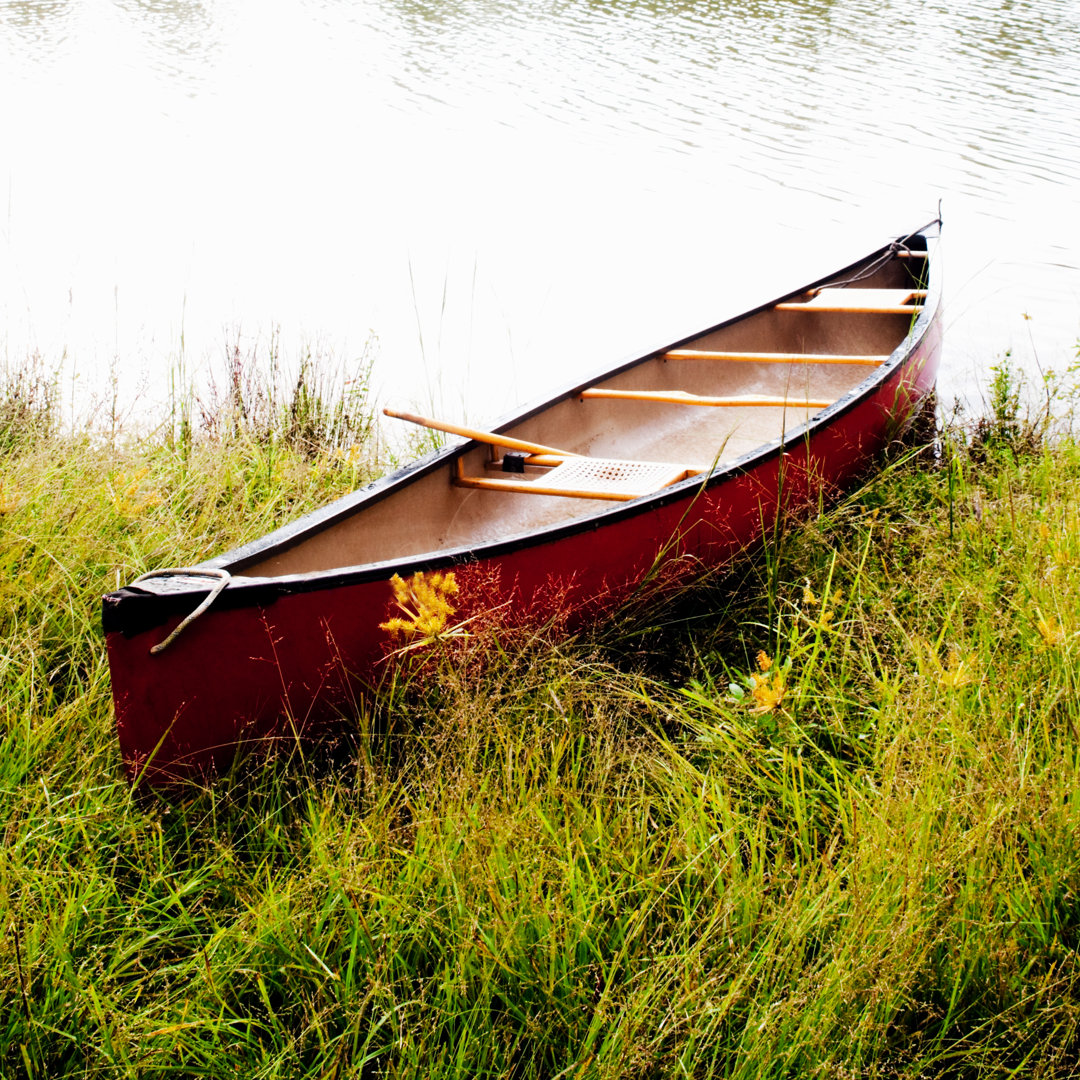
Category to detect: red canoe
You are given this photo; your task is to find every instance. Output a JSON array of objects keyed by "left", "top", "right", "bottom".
[{"left": 104, "top": 222, "right": 943, "bottom": 783}]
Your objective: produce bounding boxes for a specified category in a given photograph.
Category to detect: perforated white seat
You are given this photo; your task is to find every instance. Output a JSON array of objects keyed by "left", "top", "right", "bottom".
[{"left": 531, "top": 457, "right": 689, "bottom": 497}]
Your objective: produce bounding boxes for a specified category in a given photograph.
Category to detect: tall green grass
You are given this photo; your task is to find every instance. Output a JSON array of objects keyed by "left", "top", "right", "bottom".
[{"left": 1, "top": 354, "right": 1079, "bottom": 1078}]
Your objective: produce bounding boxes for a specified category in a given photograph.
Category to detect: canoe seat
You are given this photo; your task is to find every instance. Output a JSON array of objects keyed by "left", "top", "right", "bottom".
[
  {"left": 775, "top": 288, "right": 925, "bottom": 315},
  {"left": 454, "top": 456, "right": 693, "bottom": 501}
]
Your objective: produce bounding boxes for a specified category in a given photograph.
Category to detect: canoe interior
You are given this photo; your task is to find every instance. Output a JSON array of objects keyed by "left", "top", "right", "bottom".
[{"left": 236, "top": 240, "right": 931, "bottom": 579}]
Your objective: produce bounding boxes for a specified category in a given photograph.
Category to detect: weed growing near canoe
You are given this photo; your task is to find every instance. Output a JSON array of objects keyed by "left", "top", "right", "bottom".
[
  {"left": 196, "top": 331, "right": 377, "bottom": 461},
  {"left": 3, "top": 358, "right": 1080, "bottom": 1077},
  {"left": 966, "top": 340, "right": 1080, "bottom": 459},
  {"left": 0, "top": 352, "right": 58, "bottom": 452}
]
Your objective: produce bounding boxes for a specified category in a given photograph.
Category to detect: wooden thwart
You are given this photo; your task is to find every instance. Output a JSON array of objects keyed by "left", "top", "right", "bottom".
[
  {"left": 775, "top": 288, "right": 926, "bottom": 315},
  {"left": 662, "top": 350, "right": 889, "bottom": 366},
  {"left": 580, "top": 387, "right": 835, "bottom": 409}
]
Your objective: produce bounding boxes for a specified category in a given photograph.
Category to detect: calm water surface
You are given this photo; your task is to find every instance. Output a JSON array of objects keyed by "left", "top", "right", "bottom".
[{"left": 2, "top": 0, "right": 1079, "bottom": 422}]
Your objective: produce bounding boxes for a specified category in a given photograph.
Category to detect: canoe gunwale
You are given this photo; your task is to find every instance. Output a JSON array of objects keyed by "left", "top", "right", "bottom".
[{"left": 102, "top": 224, "right": 942, "bottom": 636}]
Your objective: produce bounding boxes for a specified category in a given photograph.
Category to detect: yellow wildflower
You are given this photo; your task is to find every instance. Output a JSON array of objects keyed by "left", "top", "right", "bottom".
[
  {"left": 821, "top": 589, "right": 846, "bottom": 627},
  {"left": 109, "top": 467, "right": 163, "bottom": 516},
  {"left": 937, "top": 647, "right": 975, "bottom": 689},
  {"left": 0, "top": 479, "right": 22, "bottom": 514},
  {"left": 1035, "top": 611, "right": 1065, "bottom": 647},
  {"left": 380, "top": 570, "right": 460, "bottom": 641},
  {"left": 750, "top": 671, "right": 785, "bottom": 714},
  {"left": 747, "top": 652, "right": 786, "bottom": 713},
  {"left": 803, "top": 582, "right": 843, "bottom": 627},
  {"left": 336, "top": 443, "right": 364, "bottom": 468}
]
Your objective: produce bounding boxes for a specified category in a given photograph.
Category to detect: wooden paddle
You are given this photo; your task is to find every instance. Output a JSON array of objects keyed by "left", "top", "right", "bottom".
[{"left": 382, "top": 407, "right": 576, "bottom": 464}]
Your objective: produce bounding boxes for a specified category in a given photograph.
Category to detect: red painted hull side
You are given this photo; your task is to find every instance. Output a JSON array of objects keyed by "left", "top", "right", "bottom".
[{"left": 106, "top": 324, "right": 940, "bottom": 784}]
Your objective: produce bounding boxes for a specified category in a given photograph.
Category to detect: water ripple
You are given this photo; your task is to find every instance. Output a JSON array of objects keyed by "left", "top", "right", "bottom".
[{"left": 2, "top": 0, "right": 1080, "bottom": 410}]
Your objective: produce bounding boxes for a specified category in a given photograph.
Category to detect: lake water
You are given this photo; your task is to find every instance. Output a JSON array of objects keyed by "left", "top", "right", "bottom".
[{"left": 2, "top": 0, "right": 1079, "bottom": 427}]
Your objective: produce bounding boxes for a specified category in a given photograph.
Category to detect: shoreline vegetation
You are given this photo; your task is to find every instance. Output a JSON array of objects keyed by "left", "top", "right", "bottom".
[{"left": 2, "top": 348, "right": 1080, "bottom": 1078}]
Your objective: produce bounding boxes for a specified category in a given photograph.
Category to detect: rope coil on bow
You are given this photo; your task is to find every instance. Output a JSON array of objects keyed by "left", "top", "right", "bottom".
[{"left": 129, "top": 567, "right": 232, "bottom": 654}]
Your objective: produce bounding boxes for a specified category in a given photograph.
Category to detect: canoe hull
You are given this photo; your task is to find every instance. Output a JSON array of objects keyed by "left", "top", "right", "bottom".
[
  {"left": 104, "top": 226, "right": 942, "bottom": 783},
  {"left": 106, "top": 329, "right": 940, "bottom": 781}
]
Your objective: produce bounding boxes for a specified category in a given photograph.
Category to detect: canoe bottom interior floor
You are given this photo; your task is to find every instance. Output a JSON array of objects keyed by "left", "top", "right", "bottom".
[{"left": 234, "top": 246, "right": 930, "bottom": 578}]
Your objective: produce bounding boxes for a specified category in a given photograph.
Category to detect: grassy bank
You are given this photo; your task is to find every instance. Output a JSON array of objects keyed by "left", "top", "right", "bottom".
[{"left": 1, "top": 360, "right": 1079, "bottom": 1078}]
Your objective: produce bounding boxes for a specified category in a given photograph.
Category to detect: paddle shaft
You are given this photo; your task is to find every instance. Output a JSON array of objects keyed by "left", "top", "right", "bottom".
[{"left": 383, "top": 407, "right": 577, "bottom": 459}]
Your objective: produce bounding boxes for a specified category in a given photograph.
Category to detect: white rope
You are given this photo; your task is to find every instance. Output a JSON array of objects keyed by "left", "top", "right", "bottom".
[{"left": 128, "top": 567, "right": 232, "bottom": 654}]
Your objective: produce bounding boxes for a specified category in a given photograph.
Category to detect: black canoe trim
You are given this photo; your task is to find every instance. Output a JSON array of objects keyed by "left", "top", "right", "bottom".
[{"left": 102, "top": 225, "right": 940, "bottom": 637}]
